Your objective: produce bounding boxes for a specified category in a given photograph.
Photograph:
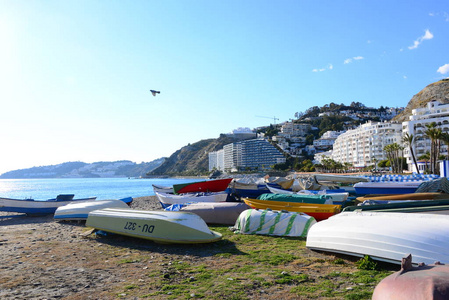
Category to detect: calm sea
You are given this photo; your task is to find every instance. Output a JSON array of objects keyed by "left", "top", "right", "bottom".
[{"left": 0, "top": 178, "right": 201, "bottom": 200}]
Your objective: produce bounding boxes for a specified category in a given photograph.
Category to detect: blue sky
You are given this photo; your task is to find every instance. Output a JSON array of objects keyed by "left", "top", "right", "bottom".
[{"left": 0, "top": 0, "right": 448, "bottom": 174}]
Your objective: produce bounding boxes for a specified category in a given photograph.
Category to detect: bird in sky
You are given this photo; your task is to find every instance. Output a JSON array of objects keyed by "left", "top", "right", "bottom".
[{"left": 150, "top": 90, "right": 160, "bottom": 96}]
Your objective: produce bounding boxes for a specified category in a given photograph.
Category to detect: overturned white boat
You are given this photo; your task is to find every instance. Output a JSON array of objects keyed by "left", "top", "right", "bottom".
[
  {"left": 86, "top": 208, "right": 222, "bottom": 244},
  {"left": 155, "top": 191, "right": 229, "bottom": 209},
  {"left": 54, "top": 199, "right": 130, "bottom": 221},
  {"left": 306, "top": 211, "right": 449, "bottom": 265}
]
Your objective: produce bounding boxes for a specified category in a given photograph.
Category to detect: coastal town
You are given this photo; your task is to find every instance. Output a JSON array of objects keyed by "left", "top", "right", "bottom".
[{"left": 209, "top": 79, "right": 449, "bottom": 175}]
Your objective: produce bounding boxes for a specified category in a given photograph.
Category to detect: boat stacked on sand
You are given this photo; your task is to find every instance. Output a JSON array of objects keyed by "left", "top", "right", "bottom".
[
  {"left": 306, "top": 211, "right": 449, "bottom": 265},
  {"left": 165, "top": 202, "right": 250, "bottom": 225},
  {"left": 86, "top": 208, "right": 222, "bottom": 244},
  {"left": 172, "top": 178, "right": 233, "bottom": 194},
  {"left": 155, "top": 191, "right": 229, "bottom": 209},
  {"left": 242, "top": 195, "right": 341, "bottom": 221},
  {"left": 0, "top": 194, "right": 97, "bottom": 215},
  {"left": 266, "top": 184, "right": 349, "bottom": 204},
  {"left": 231, "top": 208, "right": 316, "bottom": 237},
  {"left": 353, "top": 174, "right": 440, "bottom": 195},
  {"left": 54, "top": 199, "right": 131, "bottom": 221}
]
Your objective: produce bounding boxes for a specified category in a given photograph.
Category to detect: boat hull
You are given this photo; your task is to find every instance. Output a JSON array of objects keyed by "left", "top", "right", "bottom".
[
  {"left": 86, "top": 208, "right": 222, "bottom": 244},
  {"left": 242, "top": 198, "right": 340, "bottom": 221},
  {"left": 155, "top": 191, "right": 229, "bottom": 209},
  {"left": 173, "top": 178, "right": 233, "bottom": 194},
  {"left": 306, "top": 211, "right": 449, "bottom": 265},
  {"left": 0, "top": 196, "right": 97, "bottom": 215},
  {"left": 54, "top": 200, "right": 130, "bottom": 221},
  {"left": 354, "top": 182, "right": 421, "bottom": 195}
]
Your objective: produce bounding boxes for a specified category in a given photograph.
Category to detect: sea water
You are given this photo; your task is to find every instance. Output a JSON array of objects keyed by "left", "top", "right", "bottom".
[{"left": 0, "top": 178, "right": 201, "bottom": 200}]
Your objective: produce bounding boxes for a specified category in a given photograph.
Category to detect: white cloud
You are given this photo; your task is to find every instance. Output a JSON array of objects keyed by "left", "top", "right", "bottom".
[
  {"left": 312, "top": 64, "right": 333, "bottom": 72},
  {"left": 344, "top": 56, "right": 364, "bottom": 64},
  {"left": 408, "top": 29, "right": 434, "bottom": 50},
  {"left": 437, "top": 63, "right": 449, "bottom": 74}
]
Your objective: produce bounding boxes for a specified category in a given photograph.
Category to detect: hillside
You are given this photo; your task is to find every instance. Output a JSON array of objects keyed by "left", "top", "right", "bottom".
[
  {"left": 149, "top": 135, "right": 242, "bottom": 176},
  {"left": 0, "top": 159, "right": 165, "bottom": 179},
  {"left": 393, "top": 79, "right": 449, "bottom": 122}
]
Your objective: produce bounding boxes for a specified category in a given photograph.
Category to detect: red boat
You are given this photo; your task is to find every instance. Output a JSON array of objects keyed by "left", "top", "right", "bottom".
[{"left": 173, "top": 178, "right": 233, "bottom": 194}]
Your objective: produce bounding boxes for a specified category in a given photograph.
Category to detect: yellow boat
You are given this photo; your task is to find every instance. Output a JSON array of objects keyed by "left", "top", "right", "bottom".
[{"left": 242, "top": 198, "right": 341, "bottom": 221}]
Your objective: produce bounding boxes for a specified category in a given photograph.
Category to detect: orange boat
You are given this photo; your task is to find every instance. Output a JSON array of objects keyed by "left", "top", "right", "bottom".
[{"left": 242, "top": 197, "right": 341, "bottom": 221}]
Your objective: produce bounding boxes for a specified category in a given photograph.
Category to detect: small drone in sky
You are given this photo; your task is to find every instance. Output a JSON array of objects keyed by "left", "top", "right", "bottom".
[{"left": 150, "top": 90, "right": 160, "bottom": 96}]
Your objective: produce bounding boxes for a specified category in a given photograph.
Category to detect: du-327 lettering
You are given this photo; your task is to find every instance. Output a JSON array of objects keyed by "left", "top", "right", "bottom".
[{"left": 124, "top": 222, "right": 155, "bottom": 233}]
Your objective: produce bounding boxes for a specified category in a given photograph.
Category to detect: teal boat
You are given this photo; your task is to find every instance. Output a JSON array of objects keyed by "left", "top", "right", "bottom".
[
  {"left": 257, "top": 193, "right": 331, "bottom": 204},
  {"left": 343, "top": 199, "right": 449, "bottom": 214}
]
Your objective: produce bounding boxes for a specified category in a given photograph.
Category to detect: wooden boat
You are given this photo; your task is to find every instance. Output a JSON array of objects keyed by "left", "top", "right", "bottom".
[
  {"left": 173, "top": 178, "right": 233, "bottom": 194},
  {"left": 232, "top": 209, "right": 316, "bottom": 237},
  {"left": 242, "top": 197, "right": 341, "bottom": 221},
  {"left": 266, "top": 185, "right": 348, "bottom": 204},
  {"left": 54, "top": 199, "right": 130, "bottom": 221},
  {"left": 86, "top": 208, "right": 222, "bottom": 244},
  {"left": 306, "top": 211, "right": 449, "bottom": 265},
  {"left": 356, "top": 192, "right": 449, "bottom": 202},
  {"left": 343, "top": 199, "right": 449, "bottom": 215},
  {"left": 165, "top": 202, "right": 250, "bottom": 225},
  {"left": 0, "top": 194, "right": 97, "bottom": 215},
  {"left": 353, "top": 181, "right": 422, "bottom": 195},
  {"left": 155, "top": 191, "right": 229, "bottom": 209}
]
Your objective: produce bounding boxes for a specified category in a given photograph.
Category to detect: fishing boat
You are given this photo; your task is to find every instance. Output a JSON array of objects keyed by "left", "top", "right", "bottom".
[
  {"left": 306, "top": 211, "right": 449, "bottom": 265},
  {"left": 54, "top": 199, "right": 130, "bottom": 221},
  {"left": 226, "top": 180, "right": 270, "bottom": 198},
  {"left": 231, "top": 209, "right": 316, "bottom": 237},
  {"left": 242, "top": 197, "right": 341, "bottom": 221},
  {"left": 155, "top": 191, "right": 229, "bottom": 209},
  {"left": 0, "top": 194, "right": 97, "bottom": 215},
  {"left": 314, "top": 174, "right": 369, "bottom": 184},
  {"left": 266, "top": 184, "right": 349, "bottom": 204},
  {"left": 165, "top": 202, "right": 250, "bottom": 225},
  {"left": 353, "top": 181, "right": 422, "bottom": 195},
  {"left": 173, "top": 178, "right": 233, "bottom": 194},
  {"left": 258, "top": 193, "right": 332, "bottom": 204},
  {"left": 86, "top": 208, "right": 222, "bottom": 244}
]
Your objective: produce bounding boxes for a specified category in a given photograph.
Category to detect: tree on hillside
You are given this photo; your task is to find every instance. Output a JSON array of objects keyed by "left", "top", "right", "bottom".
[{"left": 402, "top": 133, "right": 420, "bottom": 174}]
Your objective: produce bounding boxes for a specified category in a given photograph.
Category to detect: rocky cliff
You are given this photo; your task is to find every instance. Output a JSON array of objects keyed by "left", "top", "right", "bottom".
[
  {"left": 393, "top": 79, "right": 449, "bottom": 122},
  {"left": 149, "top": 134, "right": 241, "bottom": 176}
]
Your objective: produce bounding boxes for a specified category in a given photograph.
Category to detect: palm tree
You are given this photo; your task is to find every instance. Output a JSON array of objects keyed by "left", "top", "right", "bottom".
[
  {"left": 402, "top": 133, "right": 420, "bottom": 174},
  {"left": 424, "top": 122, "right": 442, "bottom": 174}
]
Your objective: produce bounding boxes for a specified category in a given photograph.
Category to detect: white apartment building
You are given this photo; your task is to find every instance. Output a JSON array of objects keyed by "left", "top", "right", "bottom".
[
  {"left": 208, "top": 149, "right": 224, "bottom": 171},
  {"left": 402, "top": 100, "right": 449, "bottom": 172},
  {"left": 313, "top": 130, "right": 344, "bottom": 150},
  {"left": 331, "top": 121, "right": 402, "bottom": 168}
]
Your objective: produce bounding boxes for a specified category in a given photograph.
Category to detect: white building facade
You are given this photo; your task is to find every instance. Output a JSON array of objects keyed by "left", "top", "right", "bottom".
[
  {"left": 208, "top": 149, "right": 224, "bottom": 171},
  {"left": 402, "top": 100, "right": 449, "bottom": 172},
  {"left": 331, "top": 121, "right": 402, "bottom": 168}
]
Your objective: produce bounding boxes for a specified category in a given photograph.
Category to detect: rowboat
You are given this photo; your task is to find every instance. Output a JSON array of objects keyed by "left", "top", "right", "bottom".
[
  {"left": 152, "top": 184, "right": 174, "bottom": 194},
  {"left": 86, "top": 208, "right": 222, "bottom": 244},
  {"left": 314, "top": 174, "right": 369, "bottom": 184},
  {"left": 54, "top": 199, "right": 130, "bottom": 221},
  {"left": 155, "top": 191, "right": 229, "bottom": 209},
  {"left": 356, "top": 192, "right": 449, "bottom": 202},
  {"left": 266, "top": 185, "right": 348, "bottom": 204},
  {"left": 173, "top": 178, "right": 233, "bottom": 194},
  {"left": 343, "top": 199, "right": 449, "bottom": 215},
  {"left": 242, "top": 197, "right": 341, "bottom": 221},
  {"left": 258, "top": 193, "right": 332, "bottom": 204},
  {"left": 353, "top": 181, "right": 422, "bottom": 195},
  {"left": 226, "top": 180, "right": 270, "bottom": 198},
  {"left": 306, "top": 211, "right": 449, "bottom": 265},
  {"left": 0, "top": 194, "right": 97, "bottom": 215},
  {"left": 232, "top": 209, "right": 316, "bottom": 237},
  {"left": 165, "top": 202, "right": 250, "bottom": 225}
]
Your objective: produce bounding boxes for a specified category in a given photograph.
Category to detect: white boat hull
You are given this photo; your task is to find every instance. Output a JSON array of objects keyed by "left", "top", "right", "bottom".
[
  {"left": 306, "top": 211, "right": 449, "bottom": 265},
  {"left": 54, "top": 200, "right": 130, "bottom": 221},
  {"left": 155, "top": 191, "right": 228, "bottom": 208},
  {"left": 86, "top": 208, "right": 222, "bottom": 244},
  {"left": 0, "top": 196, "right": 97, "bottom": 215}
]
